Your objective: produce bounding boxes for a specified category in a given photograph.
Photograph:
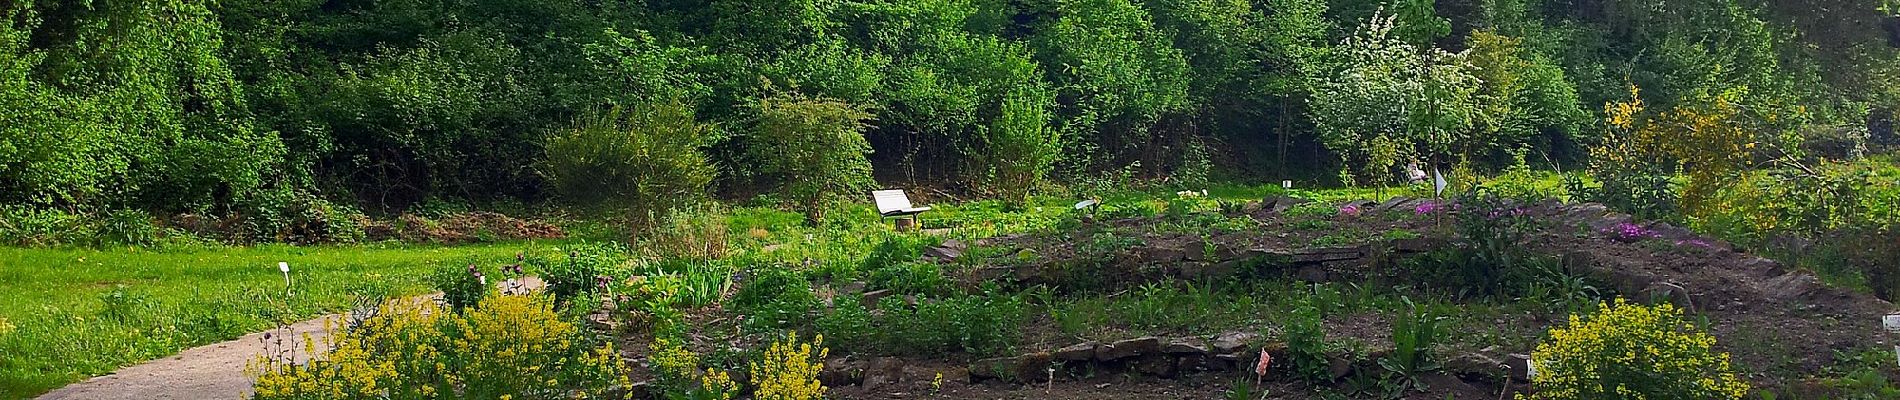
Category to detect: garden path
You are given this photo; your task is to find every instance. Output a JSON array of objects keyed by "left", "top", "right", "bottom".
[{"left": 35, "top": 277, "right": 543, "bottom": 400}]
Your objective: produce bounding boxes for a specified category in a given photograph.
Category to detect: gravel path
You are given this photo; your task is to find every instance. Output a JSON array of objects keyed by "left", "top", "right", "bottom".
[
  {"left": 34, "top": 313, "right": 340, "bottom": 400},
  {"left": 36, "top": 278, "right": 542, "bottom": 400}
]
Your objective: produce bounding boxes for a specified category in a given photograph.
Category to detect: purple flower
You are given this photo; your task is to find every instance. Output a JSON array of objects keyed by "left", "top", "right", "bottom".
[
  {"left": 1414, "top": 201, "right": 1441, "bottom": 215},
  {"left": 1604, "top": 222, "right": 1657, "bottom": 242},
  {"left": 1339, "top": 205, "right": 1361, "bottom": 217}
]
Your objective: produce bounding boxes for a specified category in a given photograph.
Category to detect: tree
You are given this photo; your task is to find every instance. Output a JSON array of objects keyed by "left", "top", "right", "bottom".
[
  {"left": 1033, "top": 0, "right": 1192, "bottom": 170},
  {"left": 751, "top": 94, "right": 878, "bottom": 224},
  {"left": 1310, "top": 11, "right": 1477, "bottom": 186}
]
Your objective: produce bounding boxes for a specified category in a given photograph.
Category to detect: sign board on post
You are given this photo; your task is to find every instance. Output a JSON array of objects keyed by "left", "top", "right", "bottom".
[
  {"left": 1883, "top": 314, "right": 1900, "bottom": 333},
  {"left": 1432, "top": 168, "right": 1448, "bottom": 197},
  {"left": 278, "top": 262, "right": 292, "bottom": 298}
]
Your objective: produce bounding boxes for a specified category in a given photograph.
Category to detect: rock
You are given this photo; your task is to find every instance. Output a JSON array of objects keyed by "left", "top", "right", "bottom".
[
  {"left": 1140, "top": 247, "right": 1187, "bottom": 263},
  {"left": 1326, "top": 355, "right": 1354, "bottom": 380},
  {"left": 1211, "top": 332, "right": 1260, "bottom": 354},
  {"left": 863, "top": 357, "right": 906, "bottom": 389},
  {"left": 862, "top": 289, "right": 895, "bottom": 308},
  {"left": 1391, "top": 237, "right": 1449, "bottom": 253},
  {"left": 1055, "top": 342, "right": 1100, "bottom": 361},
  {"left": 1164, "top": 338, "right": 1209, "bottom": 355},
  {"left": 923, "top": 246, "right": 963, "bottom": 260},
  {"left": 1764, "top": 272, "right": 1825, "bottom": 300},
  {"left": 1642, "top": 281, "right": 1696, "bottom": 312},
  {"left": 1444, "top": 352, "right": 1503, "bottom": 375},
  {"left": 1267, "top": 196, "right": 1312, "bottom": 213},
  {"left": 1507, "top": 354, "right": 1534, "bottom": 381},
  {"left": 1177, "top": 354, "right": 1229, "bottom": 372},
  {"left": 841, "top": 281, "right": 867, "bottom": 294},
  {"left": 1290, "top": 247, "right": 1362, "bottom": 263},
  {"left": 819, "top": 358, "right": 866, "bottom": 386},
  {"left": 1376, "top": 197, "right": 1413, "bottom": 212},
  {"left": 1131, "top": 355, "right": 1178, "bottom": 378},
  {"left": 970, "top": 352, "right": 1054, "bottom": 383},
  {"left": 585, "top": 312, "right": 616, "bottom": 332},
  {"left": 1207, "top": 260, "right": 1240, "bottom": 278},
  {"left": 1185, "top": 241, "right": 1211, "bottom": 261},
  {"left": 1295, "top": 266, "right": 1329, "bottom": 282},
  {"left": 1176, "top": 262, "right": 1210, "bottom": 279},
  {"left": 628, "top": 381, "right": 654, "bottom": 400},
  {"left": 1097, "top": 336, "right": 1162, "bottom": 361}
]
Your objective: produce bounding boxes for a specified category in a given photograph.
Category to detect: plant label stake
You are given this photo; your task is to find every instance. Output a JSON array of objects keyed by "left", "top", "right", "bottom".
[
  {"left": 279, "top": 262, "right": 292, "bottom": 298},
  {"left": 1283, "top": 180, "right": 1293, "bottom": 190}
]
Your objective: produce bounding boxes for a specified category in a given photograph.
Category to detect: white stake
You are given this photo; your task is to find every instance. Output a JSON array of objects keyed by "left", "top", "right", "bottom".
[{"left": 279, "top": 262, "right": 292, "bottom": 298}]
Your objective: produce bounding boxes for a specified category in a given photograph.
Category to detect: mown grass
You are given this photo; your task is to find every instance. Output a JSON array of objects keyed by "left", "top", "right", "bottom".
[{"left": 0, "top": 243, "right": 529, "bottom": 398}]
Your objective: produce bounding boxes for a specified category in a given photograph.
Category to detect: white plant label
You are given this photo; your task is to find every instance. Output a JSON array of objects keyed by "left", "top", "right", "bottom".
[
  {"left": 1883, "top": 314, "right": 1900, "bottom": 333},
  {"left": 1282, "top": 180, "right": 1293, "bottom": 190},
  {"left": 279, "top": 262, "right": 290, "bottom": 273}
]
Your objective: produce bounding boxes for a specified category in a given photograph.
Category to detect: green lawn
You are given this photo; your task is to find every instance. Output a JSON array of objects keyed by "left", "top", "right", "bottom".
[{"left": 0, "top": 243, "right": 531, "bottom": 398}]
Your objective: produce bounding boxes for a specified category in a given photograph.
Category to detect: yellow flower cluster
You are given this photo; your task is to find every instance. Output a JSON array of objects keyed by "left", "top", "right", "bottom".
[
  {"left": 647, "top": 336, "right": 736, "bottom": 399},
  {"left": 749, "top": 332, "right": 829, "bottom": 400},
  {"left": 1523, "top": 299, "right": 1750, "bottom": 400},
  {"left": 0, "top": 317, "right": 15, "bottom": 337},
  {"left": 248, "top": 295, "right": 632, "bottom": 399}
]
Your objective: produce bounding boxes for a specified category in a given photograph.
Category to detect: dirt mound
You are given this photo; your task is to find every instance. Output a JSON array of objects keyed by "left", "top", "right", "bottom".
[
  {"left": 967, "top": 197, "right": 1896, "bottom": 390},
  {"left": 361, "top": 212, "right": 565, "bottom": 243}
]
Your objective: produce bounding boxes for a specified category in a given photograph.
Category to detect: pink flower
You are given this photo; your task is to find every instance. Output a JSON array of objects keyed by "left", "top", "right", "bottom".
[
  {"left": 1414, "top": 201, "right": 1440, "bottom": 215},
  {"left": 1339, "top": 205, "right": 1361, "bottom": 217}
]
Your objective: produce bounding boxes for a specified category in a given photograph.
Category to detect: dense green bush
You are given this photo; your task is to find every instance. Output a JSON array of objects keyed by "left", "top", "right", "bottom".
[
  {"left": 542, "top": 101, "right": 719, "bottom": 231},
  {"left": 750, "top": 94, "right": 877, "bottom": 224},
  {"left": 537, "top": 242, "right": 628, "bottom": 306}
]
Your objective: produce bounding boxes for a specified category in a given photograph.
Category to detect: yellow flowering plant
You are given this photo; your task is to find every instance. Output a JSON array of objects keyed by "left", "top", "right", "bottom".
[
  {"left": 750, "top": 331, "right": 828, "bottom": 400},
  {"left": 1523, "top": 299, "right": 1750, "bottom": 400},
  {"left": 247, "top": 294, "right": 632, "bottom": 400},
  {"left": 647, "top": 336, "right": 738, "bottom": 400}
]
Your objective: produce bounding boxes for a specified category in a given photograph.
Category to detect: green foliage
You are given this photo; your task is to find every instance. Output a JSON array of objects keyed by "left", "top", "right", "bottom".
[
  {"left": 538, "top": 243, "right": 628, "bottom": 307},
  {"left": 1378, "top": 298, "right": 1443, "bottom": 393},
  {"left": 431, "top": 262, "right": 489, "bottom": 312},
  {"left": 1034, "top": 0, "right": 1192, "bottom": 168},
  {"left": 1526, "top": 299, "right": 1750, "bottom": 399},
  {"left": 1281, "top": 304, "right": 1333, "bottom": 382},
  {"left": 750, "top": 93, "right": 877, "bottom": 224},
  {"left": 819, "top": 291, "right": 1025, "bottom": 357},
  {"left": 543, "top": 100, "right": 719, "bottom": 230}
]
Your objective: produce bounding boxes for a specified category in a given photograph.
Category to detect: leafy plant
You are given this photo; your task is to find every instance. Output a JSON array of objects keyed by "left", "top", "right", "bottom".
[
  {"left": 1378, "top": 298, "right": 1443, "bottom": 393},
  {"left": 749, "top": 331, "right": 829, "bottom": 400},
  {"left": 430, "top": 262, "right": 488, "bottom": 312},
  {"left": 248, "top": 295, "right": 632, "bottom": 399},
  {"left": 750, "top": 93, "right": 877, "bottom": 224},
  {"left": 1525, "top": 299, "right": 1750, "bottom": 399}
]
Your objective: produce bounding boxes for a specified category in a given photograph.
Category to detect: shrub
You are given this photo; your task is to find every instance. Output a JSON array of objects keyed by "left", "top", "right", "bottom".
[
  {"left": 1525, "top": 299, "right": 1749, "bottom": 400},
  {"left": 650, "top": 336, "right": 740, "bottom": 400},
  {"left": 1281, "top": 305, "right": 1332, "bottom": 382},
  {"left": 543, "top": 100, "right": 718, "bottom": 231},
  {"left": 750, "top": 332, "right": 829, "bottom": 400},
  {"left": 540, "top": 242, "right": 627, "bottom": 306},
  {"left": 248, "top": 295, "right": 632, "bottom": 399},
  {"left": 431, "top": 262, "right": 488, "bottom": 312},
  {"left": 819, "top": 292, "right": 1024, "bottom": 357},
  {"left": 641, "top": 203, "right": 729, "bottom": 260},
  {"left": 749, "top": 94, "right": 876, "bottom": 224}
]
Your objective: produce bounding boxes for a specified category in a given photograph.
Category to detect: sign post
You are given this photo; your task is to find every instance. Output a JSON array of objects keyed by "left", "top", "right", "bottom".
[{"left": 279, "top": 262, "right": 292, "bottom": 298}]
